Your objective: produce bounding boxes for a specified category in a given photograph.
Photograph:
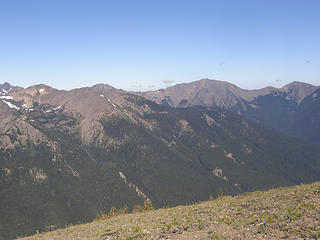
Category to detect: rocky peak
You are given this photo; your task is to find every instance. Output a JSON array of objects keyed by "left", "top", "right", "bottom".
[
  {"left": 0, "top": 82, "right": 23, "bottom": 95},
  {"left": 282, "top": 81, "right": 319, "bottom": 103},
  {"left": 91, "top": 83, "right": 121, "bottom": 93}
]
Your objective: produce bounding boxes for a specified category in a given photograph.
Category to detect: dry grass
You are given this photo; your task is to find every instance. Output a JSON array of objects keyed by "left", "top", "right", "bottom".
[{"left": 19, "top": 182, "right": 320, "bottom": 240}]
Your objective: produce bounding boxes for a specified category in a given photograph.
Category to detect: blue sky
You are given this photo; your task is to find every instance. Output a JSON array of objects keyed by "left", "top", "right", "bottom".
[{"left": 0, "top": 0, "right": 319, "bottom": 91}]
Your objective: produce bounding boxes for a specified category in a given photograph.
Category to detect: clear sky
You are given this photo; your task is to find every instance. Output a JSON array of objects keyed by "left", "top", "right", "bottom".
[{"left": 0, "top": 0, "right": 319, "bottom": 91}]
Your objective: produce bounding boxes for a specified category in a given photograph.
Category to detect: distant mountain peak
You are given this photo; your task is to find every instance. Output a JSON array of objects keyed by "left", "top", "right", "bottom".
[
  {"left": 283, "top": 81, "right": 317, "bottom": 89},
  {"left": 0, "top": 82, "right": 23, "bottom": 95},
  {"left": 91, "top": 83, "right": 120, "bottom": 93},
  {"left": 2, "top": 82, "right": 11, "bottom": 87},
  {"left": 282, "top": 81, "right": 318, "bottom": 103},
  {"left": 20, "top": 84, "right": 57, "bottom": 96}
]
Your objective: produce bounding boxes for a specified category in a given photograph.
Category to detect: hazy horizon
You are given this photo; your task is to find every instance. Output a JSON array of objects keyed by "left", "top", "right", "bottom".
[
  {"left": 2, "top": 77, "right": 319, "bottom": 93},
  {"left": 1, "top": 0, "right": 319, "bottom": 91}
]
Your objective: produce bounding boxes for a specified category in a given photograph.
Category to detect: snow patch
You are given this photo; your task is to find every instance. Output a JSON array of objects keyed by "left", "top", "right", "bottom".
[
  {"left": 0, "top": 96, "right": 13, "bottom": 100},
  {"left": 53, "top": 105, "right": 62, "bottom": 111},
  {"left": 2, "top": 100, "right": 19, "bottom": 110},
  {"left": 107, "top": 98, "right": 117, "bottom": 108},
  {"left": 42, "top": 106, "right": 62, "bottom": 113}
]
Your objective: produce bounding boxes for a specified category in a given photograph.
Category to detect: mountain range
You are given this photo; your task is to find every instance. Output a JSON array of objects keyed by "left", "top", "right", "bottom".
[
  {"left": 0, "top": 80, "right": 320, "bottom": 239},
  {"left": 140, "top": 79, "right": 320, "bottom": 145}
]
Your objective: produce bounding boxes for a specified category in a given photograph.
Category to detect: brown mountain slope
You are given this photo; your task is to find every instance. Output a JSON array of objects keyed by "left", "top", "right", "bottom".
[
  {"left": 139, "top": 79, "right": 318, "bottom": 109},
  {"left": 138, "top": 79, "right": 320, "bottom": 145},
  {"left": 282, "top": 81, "right": 319, "bottom": 103}
]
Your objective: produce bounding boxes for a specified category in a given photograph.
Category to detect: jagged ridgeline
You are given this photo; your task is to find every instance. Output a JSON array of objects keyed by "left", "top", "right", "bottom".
[{"left": 0, "top": 83, "right": 320, "bottom": 239}]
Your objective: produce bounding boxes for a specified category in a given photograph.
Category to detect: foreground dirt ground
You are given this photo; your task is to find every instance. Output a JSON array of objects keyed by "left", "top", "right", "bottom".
[{"left": 19, "top": 182, "right": 320, "bottom": 240}]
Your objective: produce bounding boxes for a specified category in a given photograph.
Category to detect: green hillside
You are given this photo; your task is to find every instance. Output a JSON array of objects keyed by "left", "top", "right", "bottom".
[{"left": 19, "top": 182, "right": 320, "bottom": 240}]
